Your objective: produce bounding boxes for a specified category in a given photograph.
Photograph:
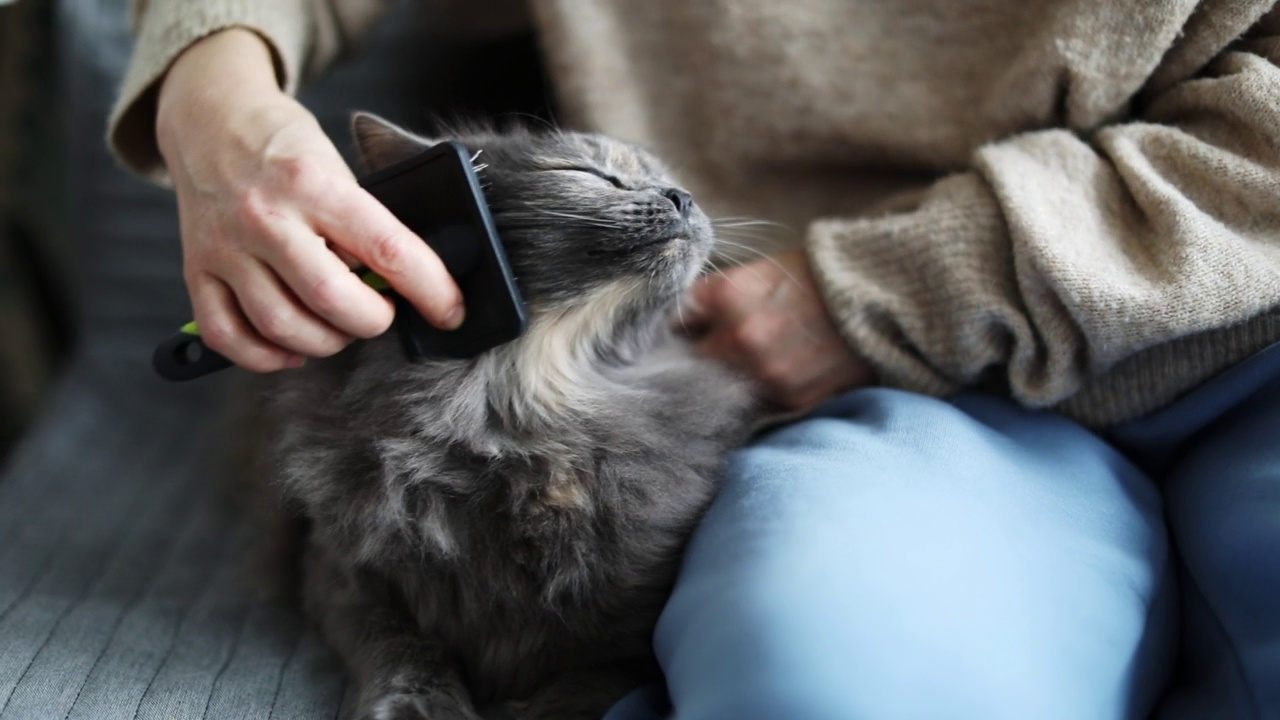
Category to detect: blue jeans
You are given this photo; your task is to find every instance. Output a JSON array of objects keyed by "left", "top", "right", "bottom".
[{"left": 606, "top": 342, "right": 1280, "bottom": 720}]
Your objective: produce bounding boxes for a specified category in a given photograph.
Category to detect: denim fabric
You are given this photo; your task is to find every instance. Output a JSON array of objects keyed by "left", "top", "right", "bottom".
[
  {"left": 1111, "top": 342, "right": 1280, "bottom": 720},
  {"left": 608, "top": 343, "right": 1280, "bottom": 720}
]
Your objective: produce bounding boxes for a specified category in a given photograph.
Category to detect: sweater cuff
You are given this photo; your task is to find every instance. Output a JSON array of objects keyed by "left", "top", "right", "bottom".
[
  {"left": 805, "top": 172, "right": 1280, "bottom": 427},
  {"left": 805, "top": 173, "right": 1035, "bottom": 400},
  {"left": 107, "top": 0, "right": 310, "bottom": 183}
]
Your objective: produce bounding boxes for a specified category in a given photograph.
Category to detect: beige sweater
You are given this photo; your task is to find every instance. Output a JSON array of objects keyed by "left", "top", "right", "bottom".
[{"left": 110, "top": 0, "right": 1280, "bottom": 427}]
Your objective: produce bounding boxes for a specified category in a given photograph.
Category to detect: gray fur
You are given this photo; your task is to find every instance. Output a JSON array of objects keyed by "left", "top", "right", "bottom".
[{"left": 255, "top": 115, "right": 757, "bottom": 719}]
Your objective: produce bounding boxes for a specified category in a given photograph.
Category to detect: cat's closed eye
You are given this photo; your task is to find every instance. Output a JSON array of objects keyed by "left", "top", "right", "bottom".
[{"left": 550, "top": 166, "right": 627, "bottom": 189}]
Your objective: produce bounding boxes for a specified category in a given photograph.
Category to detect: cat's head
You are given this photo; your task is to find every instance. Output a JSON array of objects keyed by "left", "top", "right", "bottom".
[{"left": 351, "top": 114, "right": 713, "bottom": 324}]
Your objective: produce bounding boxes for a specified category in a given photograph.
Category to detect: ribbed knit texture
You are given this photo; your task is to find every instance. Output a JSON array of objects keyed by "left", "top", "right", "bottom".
[
  {"left": 0, "top": 369, "right": 349, "bottom": 720},
  {"left": 0, "top": 4, "right": 468, "bottom": 716},
  {"left": 108, "top": 0, "right": 1280, "bottom": 426}
]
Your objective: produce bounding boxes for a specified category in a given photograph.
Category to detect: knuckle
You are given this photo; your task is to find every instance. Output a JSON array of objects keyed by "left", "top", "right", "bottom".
[
  {"left": 232, "top": 188, "right": 273, "bottom": 231},
  {"left": 366, "top": 230, "right": 405, "bottom": 274},
  {"left": 198, "top": 318, "right": 236, "bottom": 354},
  {"left": 354, "top": 308, "right": 393, "bottom": 339},
  {"left": 306, "top": 275, "right": 391, "bottom": 339},
  {"left": 294, "top": 170, "right": 338, "bottom": 205},
  {"left": 709, "top": 279, "right": 738, "bottom": 309},
  {"left": 316, "top": 334, "right": 354, "bottom": 358},
  {"left": 241, "top": 354, "right": 289, "bottom": 374},
  {"left": 305, "top": 272, "right": 346, "bottom": 316},
  {"left": 757, "top": 353, "right": 788, "bottom": 384},
  {"left": 758, "top": 361, "right": 794, "bottom": 391},
  {"left": 732, "top": 321, "right": 770, "bottom": 353},
  {"left": 271, "top": 155, "right": 313, "bottom": 186},
  {"left": 254, "top": 307, "right": 297, "bottom": 344}
]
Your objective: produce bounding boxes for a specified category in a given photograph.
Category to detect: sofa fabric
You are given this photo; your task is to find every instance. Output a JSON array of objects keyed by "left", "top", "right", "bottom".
[{"left": 0, "top": 0, "right": 546, "bottom": 716}]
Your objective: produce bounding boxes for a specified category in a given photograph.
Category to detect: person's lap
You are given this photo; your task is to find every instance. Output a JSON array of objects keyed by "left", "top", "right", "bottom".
[
  {"left": 607, "top": 388, "right": 1176, "bottom": 719},
  {"left": 1109, "top": 343, "right": 1280, "bottom": 719},
  {"left": 606, "top": 343, "right": 1280, "bottom": 720}
]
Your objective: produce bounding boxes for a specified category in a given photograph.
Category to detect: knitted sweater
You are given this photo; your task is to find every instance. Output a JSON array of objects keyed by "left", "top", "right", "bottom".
[{"left": 109, "top": 0, "right": 1280, "bottom": 427}]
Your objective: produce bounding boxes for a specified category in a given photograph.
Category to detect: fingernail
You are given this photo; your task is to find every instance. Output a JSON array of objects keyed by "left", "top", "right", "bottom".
[
  {"left": 286, "top": 354, "right": 307, "bottom": 368},
  {"left": 444, "top": 304, "right": 465, "bottom": 330}
]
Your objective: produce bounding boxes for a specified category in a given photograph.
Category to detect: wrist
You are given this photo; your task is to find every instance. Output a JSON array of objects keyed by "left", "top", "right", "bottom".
[{"left": 155, "top": 28, "right": 284, "bottom": 158}]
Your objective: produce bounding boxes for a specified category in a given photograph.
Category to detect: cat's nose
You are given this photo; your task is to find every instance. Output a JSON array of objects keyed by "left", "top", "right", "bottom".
[{"left": 661, "top": 188, "right": 693, "bottom": 217}]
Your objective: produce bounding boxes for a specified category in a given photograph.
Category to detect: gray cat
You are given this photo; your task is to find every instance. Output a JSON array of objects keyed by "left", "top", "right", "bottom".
[{"left": 252, "top": 114, "right": 757, "bottom": 720}]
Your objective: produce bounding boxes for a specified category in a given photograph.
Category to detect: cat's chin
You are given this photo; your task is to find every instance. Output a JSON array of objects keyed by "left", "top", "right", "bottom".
[{"left": 667, "top": 234, "right": 715, "bottom": 291}]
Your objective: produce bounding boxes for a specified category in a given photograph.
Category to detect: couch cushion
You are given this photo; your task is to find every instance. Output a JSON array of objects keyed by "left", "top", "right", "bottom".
[{"left": 0, "top": 364, "right": 350, "bottom": 719}]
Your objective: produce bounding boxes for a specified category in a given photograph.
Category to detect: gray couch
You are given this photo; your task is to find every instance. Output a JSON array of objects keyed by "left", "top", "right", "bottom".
[{"left": 0, "top": 2, "right": 550, "bottom": 717}]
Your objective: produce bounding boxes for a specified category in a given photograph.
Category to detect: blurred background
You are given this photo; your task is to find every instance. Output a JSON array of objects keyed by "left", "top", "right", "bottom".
[{"left": 0, "top": 0, "right": 73, "bottom": 462}]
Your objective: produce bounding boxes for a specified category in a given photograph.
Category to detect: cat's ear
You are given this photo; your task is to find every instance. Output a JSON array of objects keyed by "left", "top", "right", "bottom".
[{"left": 350, "top": 112, "right": 434, "bottom": 173}]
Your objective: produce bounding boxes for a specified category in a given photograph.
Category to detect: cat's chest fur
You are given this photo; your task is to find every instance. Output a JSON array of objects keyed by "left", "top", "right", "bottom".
[{"left": 266, "top": 334, "right": 754, "bottom": 699}]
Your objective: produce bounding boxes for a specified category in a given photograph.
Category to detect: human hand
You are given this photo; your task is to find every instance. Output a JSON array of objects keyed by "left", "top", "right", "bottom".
[
  {"left": 679, "top": 250, "right": 875, "bottom": 410},
  {"left": 155, "top": 29, "right": 464, "bottom": 373}
]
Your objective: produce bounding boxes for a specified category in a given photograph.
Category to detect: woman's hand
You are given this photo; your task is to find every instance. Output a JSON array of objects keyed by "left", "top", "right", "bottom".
[
  {"left": 680, "top": 250, "right": 875, "bottom": 410},
  {"left": 155, "top": 28, "right": 464, "bottom": 372}
]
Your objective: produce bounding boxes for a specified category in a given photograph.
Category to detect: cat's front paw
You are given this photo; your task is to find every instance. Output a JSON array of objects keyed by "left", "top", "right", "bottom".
[{"left": 358, "top": 692, "right": 483, "bottom": 720}]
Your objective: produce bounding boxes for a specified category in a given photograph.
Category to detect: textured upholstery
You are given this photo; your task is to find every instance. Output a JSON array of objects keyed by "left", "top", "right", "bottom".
[{"left": 0, "top": 1, "right": 507, "bottom": 716}]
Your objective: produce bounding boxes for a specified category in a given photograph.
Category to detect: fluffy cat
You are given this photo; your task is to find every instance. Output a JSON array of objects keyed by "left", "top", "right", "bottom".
[{"left": 253, "top": 114, "right": 757, "bottom": 720}]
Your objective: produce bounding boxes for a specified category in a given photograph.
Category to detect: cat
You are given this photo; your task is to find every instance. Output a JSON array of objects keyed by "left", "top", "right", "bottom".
[{"left": 251, "top": 113, "right": 758, "bottom": 720}]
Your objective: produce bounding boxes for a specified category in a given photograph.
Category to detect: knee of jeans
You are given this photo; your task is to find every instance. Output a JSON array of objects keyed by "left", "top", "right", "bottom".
[
  {"left": 668, "top": 649, "right": 1102, "bottom": 720},
  {"left": 670, "top": 665, "right": 864, "bottom": 720},
  {"left": 1166, "top": 464, "right": 1280, "bottom": 630},
  {"left": 801, "top": 387, "right": 980, "bottom": 434},
  {"left": 777, "top": 388, "right": 1096, "bottom": 459}
]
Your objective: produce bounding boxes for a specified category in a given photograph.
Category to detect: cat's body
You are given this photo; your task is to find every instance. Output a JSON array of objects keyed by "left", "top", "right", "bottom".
[{"left": 254, "top": 116, "right": 756, "bottom": 719}]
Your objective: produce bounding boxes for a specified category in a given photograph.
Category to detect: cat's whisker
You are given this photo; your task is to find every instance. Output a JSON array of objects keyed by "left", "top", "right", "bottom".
[
  {"left": 674, "top": 299, "right": 689, "bottom": 334},
  {"left": 712, "top": 215, "right": 789, "bottom": 227},
  {"left": 712, "top": 215, "right": 769, "bottom": 222},
  {"left": 713, "top": 232, "right": 787, "bottom": 254},
  {"left": 713, "top": 228, "right": 776, "bottom": 241},
  {"left": 497, "top": 209, "right": 625, "bottom": 231},
  {"left": 729, "top": 263, "right": 825, "bottom": 346},
  {"left": 698, "top": 252, "right": 823, "bottom": 346},
  {"left": 714, "top": 226, "right": 785, "bottom": 246},
  {"left": 712, "top": 217, "right": 794, "bottom": 250},
  {"left": 526, "top": 209, "right": 627, "bottom": 229},
  {"left": 711, "top": 239, "right": 806, "bottom": 290},
  {"left": 713, "top": 238, "right": 775, "bottom": 261}
]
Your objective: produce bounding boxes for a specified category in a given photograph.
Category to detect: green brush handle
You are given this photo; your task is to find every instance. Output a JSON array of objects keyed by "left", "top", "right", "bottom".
[{"left": 151, "top": 270, "right": 390, "bottom": 382}]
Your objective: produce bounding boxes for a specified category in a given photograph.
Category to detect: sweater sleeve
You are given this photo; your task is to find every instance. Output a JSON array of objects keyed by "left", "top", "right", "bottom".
[
  {"left": 806, "top": 10, "right": 1280, "bottom": 426},
  {"left": 107, "top": 0, "right": 390, "bottom": 182}
]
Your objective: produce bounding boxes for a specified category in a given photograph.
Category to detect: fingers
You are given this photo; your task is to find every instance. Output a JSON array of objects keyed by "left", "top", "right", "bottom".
[
  {"left": 225, "top": 258, "right": 355, "bottom": 358},
  {"left": 695, "top": 313, "right": 791, "bottom": 380},
  {"left": 673, "top": 288, "right": 715, "bottom": 337},
  {"left": 696, "top": 318, "right": 851, "bottom": 411},
  {"left": 255, "top": 228, "right": 395, "bottom": 339},
  {"left": 684, "top": 251, "right": 876, "bottom": 410},
  {"left": 188, "top": 273, "right": 304, "bottom": 373},
  {"left": 680, "top": 263, "right": 779, "bottom": 335},
  {"left": 326, "top": 239, "right": 362, "bottom": 268},
  {"left": 162, "top": 89, "right": 403, "bottom": 374},
  {"left": 678, "top": 275, "right": 740, "bottom": 337},
  {"left": 317, "top": 188, "right": 465, "bottom": 331}
]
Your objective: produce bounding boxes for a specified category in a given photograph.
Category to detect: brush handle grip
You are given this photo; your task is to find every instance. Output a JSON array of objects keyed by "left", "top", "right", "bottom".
[
  {"left": 152, "top": 324, "right": 234, "bottom": 381},
  {"left": 152, "top": 269, "right": 397, "bottom": 382}
]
